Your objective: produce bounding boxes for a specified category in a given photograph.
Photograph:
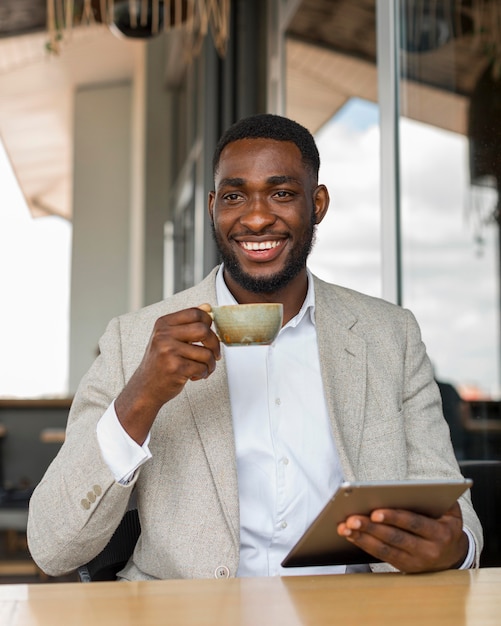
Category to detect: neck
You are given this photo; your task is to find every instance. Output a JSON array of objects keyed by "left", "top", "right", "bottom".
[{"left": 222, "top": 268, "right": 309, "bottom": 325}]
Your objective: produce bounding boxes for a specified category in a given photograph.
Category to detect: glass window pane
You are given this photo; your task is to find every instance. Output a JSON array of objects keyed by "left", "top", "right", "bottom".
[
  {"left": 310, "top": 100, "right": 381, "bottom": 297},
  {"left": 399, "top": 0, "right": 501, "bottom": 461},
  {"left": 286, "top": 0, "right": 381, "bottom": 296}
]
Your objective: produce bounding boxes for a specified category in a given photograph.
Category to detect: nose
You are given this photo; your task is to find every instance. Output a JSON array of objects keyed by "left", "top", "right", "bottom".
[{"left": 239, "top": 195, "right": 276, "bottom": 232}]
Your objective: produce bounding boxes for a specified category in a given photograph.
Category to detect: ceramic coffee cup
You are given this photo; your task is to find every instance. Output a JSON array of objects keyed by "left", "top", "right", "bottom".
[{"left": 206, "top": 303, "right": 283, "bottom": 346}]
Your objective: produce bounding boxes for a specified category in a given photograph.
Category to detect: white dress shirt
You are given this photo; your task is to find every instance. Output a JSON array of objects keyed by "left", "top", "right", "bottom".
[
  {"left": 216, "top": 268, "right": 346, "bottom": 576},
  {"left": 96, "top": 266, "right": 474, "bottom": 573}
]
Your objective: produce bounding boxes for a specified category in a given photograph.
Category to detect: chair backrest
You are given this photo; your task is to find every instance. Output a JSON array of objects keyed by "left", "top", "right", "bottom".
[
  {"left": 459, "top": 460, "right": 501, "bottom": 567},
  {"left": 78, "top": 508, "right": 141, "bottom": 582}
]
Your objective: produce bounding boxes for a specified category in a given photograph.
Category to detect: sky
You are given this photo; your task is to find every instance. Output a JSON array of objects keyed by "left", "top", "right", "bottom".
[
  {"left": 1, "top": 97, "right": 499, "bottom": 398},
  {"left": 308, "top": 101, "right": 500, "bottom": 398},
  {"left": 0, "top": 139, "right": 72, "bottom": 398}
]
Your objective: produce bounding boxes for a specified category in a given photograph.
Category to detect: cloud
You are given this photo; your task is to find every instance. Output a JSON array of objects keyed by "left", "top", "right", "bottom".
[{"left": 309, "top": 105, "right": 500, "bottom": 397}]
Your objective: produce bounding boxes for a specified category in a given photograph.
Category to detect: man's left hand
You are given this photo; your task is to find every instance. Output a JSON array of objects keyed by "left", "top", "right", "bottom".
[{"left": 337, "top": 501, "right": 469, "bottom": 573}]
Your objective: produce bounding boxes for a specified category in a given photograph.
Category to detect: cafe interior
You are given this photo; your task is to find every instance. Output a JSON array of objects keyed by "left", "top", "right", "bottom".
[{"left": 0, "top": 0, "right": 500, "bottom": 623}]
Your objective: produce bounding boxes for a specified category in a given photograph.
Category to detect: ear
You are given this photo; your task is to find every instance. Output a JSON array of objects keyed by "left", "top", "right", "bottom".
[
  {"left": 208, "top": 191, "right": 215, "bottom": 221},
  {"left": 313, "top": 184, "right": 330, "bottom": 225}
]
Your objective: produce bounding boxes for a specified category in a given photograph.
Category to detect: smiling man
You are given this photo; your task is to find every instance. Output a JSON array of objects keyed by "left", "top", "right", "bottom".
[
  {"left": 28, "top": 114, "right": 482, "bottom": 580},
  {"left": 209, "top": 134, "right": 326, "bottom": 309}
]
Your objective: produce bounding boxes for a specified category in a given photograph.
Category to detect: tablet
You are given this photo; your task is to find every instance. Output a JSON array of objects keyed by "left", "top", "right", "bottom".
[{"left": 281, "top": 478, "right": 472, "bottom": 568}]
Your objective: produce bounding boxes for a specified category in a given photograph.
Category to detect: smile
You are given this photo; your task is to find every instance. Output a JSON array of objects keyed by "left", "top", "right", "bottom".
[{"left": 240, "top": 240, "right": 283, "bottom": 251}]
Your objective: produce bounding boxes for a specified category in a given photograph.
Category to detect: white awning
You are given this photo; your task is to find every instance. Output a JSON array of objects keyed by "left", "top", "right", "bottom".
[{"left": 0, "top": 25, "right": 139, "bottom": 220}]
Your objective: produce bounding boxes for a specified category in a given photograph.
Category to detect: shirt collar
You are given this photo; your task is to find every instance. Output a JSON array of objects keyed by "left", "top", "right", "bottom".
[{"left": 215, "top": 265, "right": 316, "bottom": 327}]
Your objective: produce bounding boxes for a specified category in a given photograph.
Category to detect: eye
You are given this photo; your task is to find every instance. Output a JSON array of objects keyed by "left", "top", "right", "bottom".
[
  {"left": 273, "top": 190, "right": 294, "bottom": 199},
  {"left": 223, "top": 192, "right": 242, "bottom": 202}
]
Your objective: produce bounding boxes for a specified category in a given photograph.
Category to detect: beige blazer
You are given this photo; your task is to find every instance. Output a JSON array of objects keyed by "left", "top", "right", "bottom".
[{"left": 27, "top": 267, "right": 483, "bottom": 579}]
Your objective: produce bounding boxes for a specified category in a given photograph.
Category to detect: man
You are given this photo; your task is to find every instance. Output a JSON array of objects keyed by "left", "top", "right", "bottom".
[{"left": 28, "top": 114, "right": 482, "bottom": 580}]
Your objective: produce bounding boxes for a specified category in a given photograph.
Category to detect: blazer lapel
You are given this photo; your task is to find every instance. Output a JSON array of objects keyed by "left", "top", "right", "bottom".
[
  {"left": 184, "top": 343, "right": 240, "bottom": 550},
  {"left": 165, "top": 267, "right": 240, "bottom": 550},
  {"left": 314, "top": 279, "right": 368, "bottom": 480}
]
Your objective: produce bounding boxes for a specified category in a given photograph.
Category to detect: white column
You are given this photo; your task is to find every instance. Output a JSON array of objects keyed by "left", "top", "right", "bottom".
[{"left": 69, "top": 82, "right": 133, "bottom": 392}]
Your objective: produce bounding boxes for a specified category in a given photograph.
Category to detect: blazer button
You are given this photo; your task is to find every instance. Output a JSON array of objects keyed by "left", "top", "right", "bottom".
[
  {"left": 81, "top": 498, "right": 91, "bottom": 510},
  {"left": 214, "top": 565, "right": 230, "bottom": 579}
]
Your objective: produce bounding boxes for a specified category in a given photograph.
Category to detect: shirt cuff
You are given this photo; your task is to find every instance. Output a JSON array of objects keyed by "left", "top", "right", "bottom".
[
  {"left": 458, "top": 527, "right": 476, "bottom": 569},
  {"left": 96, "top": 400, "right": 152, "bottom": 484}
]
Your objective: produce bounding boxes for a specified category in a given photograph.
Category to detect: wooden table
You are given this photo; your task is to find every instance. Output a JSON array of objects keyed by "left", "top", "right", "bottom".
[{"left": 1, "top": 568, "right": 500, "bottom": 626}]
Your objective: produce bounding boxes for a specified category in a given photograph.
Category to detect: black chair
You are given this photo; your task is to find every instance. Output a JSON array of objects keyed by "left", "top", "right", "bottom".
[
  {"left": 77, "top": 508, "right": 141, "bottom": 582},
  {"left": 0, "top": 425, "right": 35, "bottom": 573},
  {"left": 459, "top": 460, "right": 501, "bottom": 567}
]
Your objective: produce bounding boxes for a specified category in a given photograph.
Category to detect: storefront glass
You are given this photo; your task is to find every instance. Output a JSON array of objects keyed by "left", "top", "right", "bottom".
[
  {"left": 286, "top": 0, "right": 501, "bottom": 462},
  {"left": 399, "top": 0, "right": 501, "bottom": 459}
]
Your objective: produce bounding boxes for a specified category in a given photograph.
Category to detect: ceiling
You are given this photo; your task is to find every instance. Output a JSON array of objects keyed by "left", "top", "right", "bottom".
[
  {"left": 287, "top": 0, "right": 493, "bottom": 96},
  {"left": 0, "top": 0, "right": 497, "bottom": 219}
]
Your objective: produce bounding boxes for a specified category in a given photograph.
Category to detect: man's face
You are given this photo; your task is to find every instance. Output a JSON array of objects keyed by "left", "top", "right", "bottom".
[{"left": 208, "top": 138, "right": 329, "bottom": 298}]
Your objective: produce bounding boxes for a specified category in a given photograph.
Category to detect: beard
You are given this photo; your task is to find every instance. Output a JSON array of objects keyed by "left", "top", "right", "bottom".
[{"left": 211, "top": 211, "right": 317, "bottom": 295}]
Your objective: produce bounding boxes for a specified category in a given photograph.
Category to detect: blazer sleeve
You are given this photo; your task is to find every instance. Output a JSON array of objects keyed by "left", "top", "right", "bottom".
[
  {"left": 27, "top": 317, "right": 138, "bottom": 577},
  {"left": 372, "top": 308, "right": 483, "bottom": 571}
]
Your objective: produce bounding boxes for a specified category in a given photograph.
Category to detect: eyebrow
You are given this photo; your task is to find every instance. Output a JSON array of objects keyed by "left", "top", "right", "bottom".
[
  {"left": 218, "top": 177, "right": 245, "bottom": 188},
  {"left": 266, "top": 175, "right": 301, "bottom": 186},
  {"left": 218, "top": 175, "right": 301, "bottom": 188}
]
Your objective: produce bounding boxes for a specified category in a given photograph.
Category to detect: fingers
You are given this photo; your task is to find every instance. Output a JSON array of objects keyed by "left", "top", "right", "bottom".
[
  {"left": 133, "top": 306, "right": 221, "bottom": 399},
  {"left": 338, "top": 516, "right": 421, "bottom": 569},
  {"left": 338, "top": 502, "right": 462, "bottom": 543},
  {"left": 366, "top": 502, "right": 462, "bottom": 541},
  {"left": 153, "top": 306, "right": 221, "bottom": 361},
  {"left": 336, "top": 502, "right": 466, "bottom": 573},
  {"left": 116, "top": 305, "right": 221, "bottom": 443}
]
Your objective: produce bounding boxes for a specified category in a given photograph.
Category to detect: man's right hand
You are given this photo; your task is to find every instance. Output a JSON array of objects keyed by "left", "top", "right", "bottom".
[{"left": 115, "top": 305, "right": 220, "bottom": 444}]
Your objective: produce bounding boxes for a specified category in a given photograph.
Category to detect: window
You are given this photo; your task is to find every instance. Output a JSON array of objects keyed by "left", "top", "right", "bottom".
[
  {"left": 0, "top": 139, "right": 71, "bottom": 398},
  {"left": 285, "top": 0, "right": 501, "bottom": 461}
]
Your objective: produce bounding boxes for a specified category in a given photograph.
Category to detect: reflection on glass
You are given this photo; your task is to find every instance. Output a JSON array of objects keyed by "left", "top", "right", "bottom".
[
  {"left": 309, "top": 100, "right": 381, "bottom": 298},
  {"left": 285, "top": 0, "right": 379, "bottom": 295},
  {"left": 399, "top": 0, "right": 501, "bottom": 461},
  {"left": 286, "top": 0, "right": 501, "bottom": 462}
]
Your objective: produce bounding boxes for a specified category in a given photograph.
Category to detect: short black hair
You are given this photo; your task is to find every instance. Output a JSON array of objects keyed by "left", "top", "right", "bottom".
[{"left": 212, "top": 114, "right": 320, "bottom": 180}]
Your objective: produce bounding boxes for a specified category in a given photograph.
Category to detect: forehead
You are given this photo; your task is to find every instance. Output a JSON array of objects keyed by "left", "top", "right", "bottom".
[{"left": 215, "top": 138, "right": 308, "bottom": 183}]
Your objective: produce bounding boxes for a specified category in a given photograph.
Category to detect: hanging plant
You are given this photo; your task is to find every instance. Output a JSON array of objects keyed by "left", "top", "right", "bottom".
[{"left": 45, "top": 0, "right": 230, "bottom": 59}]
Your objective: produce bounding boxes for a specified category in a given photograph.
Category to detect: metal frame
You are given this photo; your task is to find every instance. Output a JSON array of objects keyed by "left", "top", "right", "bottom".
[{"left": 377, "top": 0, "right": 402, "bottom": 305}]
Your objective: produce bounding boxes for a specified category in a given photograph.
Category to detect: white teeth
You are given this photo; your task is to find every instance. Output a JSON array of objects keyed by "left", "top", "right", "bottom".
[{"left": 242, "top": 240, "right": 281, "bottom": 251}]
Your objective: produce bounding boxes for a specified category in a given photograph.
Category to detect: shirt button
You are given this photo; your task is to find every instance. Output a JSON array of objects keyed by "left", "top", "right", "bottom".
[
  {"left": 214, "top": 565, "right": 230, "bottom": 579},
  {"left": 275, "top": 398, "right": 281, "bottom": 406},
  {"left": 282, "top": 457, "right": 289, "bottom": 465},
  {"left": 281, "top": 521, "right": 288, "bottom": 529}
]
